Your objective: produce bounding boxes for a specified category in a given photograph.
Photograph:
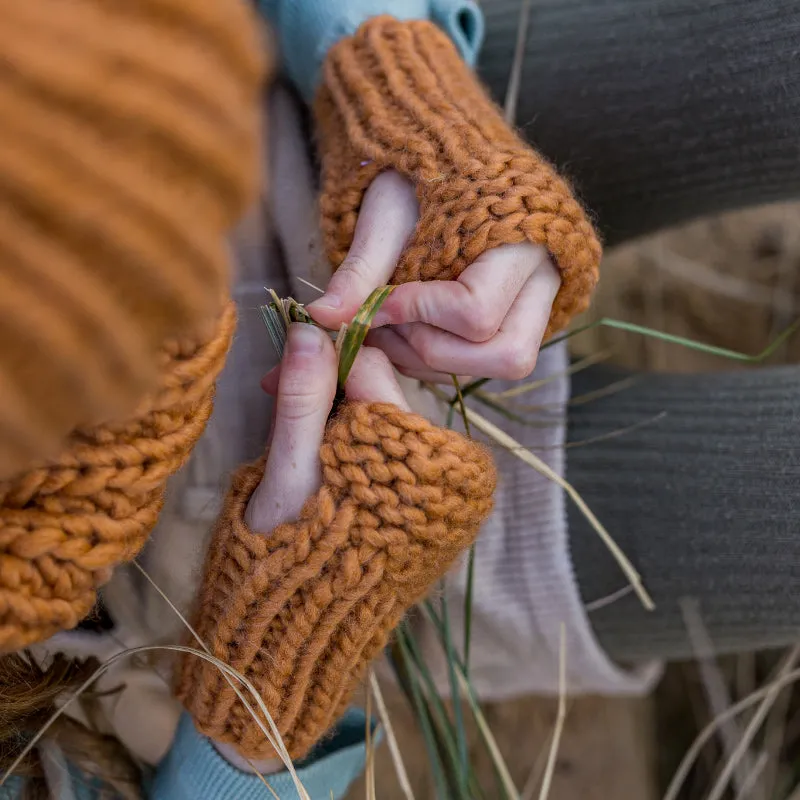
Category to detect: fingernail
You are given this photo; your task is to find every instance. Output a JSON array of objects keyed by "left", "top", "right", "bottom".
[
  {"left": 287, "top": 323, "right": 325, "bottom": 355},
  {"left": 307, "top": 293, "right": 342, "bottom": 312},
  {"left": 370, "top": 310, "right": 390, "bottom": 327}
]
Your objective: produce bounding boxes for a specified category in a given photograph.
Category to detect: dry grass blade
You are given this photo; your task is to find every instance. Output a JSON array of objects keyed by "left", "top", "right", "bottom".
[
  {"left": 426, "top": 385, "right": 654, "bottom": 610},
  {"left": 455, "top": 669, "right": 521, "bottom": 800},
  {"left": 365, "top": 678, "right": 377, "bottom": 800},
  {"left": 663, "top": 664, "right": 800, "bottom": 800},
  {"left": 129, "top": 561, "right": 309, "bottom": 797},
  {"left": 503, "top": 0, "right": 534, "bottom": 125},
  {"left": 704, "top": 645, "right": 800, "bottom": 800},
  {"left": 489, "top": 350, "right": 613, "bottom": 400},
  {"left": 369, "top": 670, "right": 416, "bottom": 800},
  {"left": 680, "top": 598, "right": 755, "bottom": 797},
  {"left": 538, "top": 624, "right": 567, "bottom": 800},
  {"left": 0, "top": 645, "right": 308, "bottom": 798},
  {"left": 584, "top": 585, "right": 635, "bottom": 613},
  {"left": 732, "top": 751, "right": 768, "bottom": 800}
]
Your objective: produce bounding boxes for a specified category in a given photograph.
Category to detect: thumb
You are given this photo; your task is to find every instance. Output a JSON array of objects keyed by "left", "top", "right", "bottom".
[
  {"left": 307, "top": 170, "right": 418, "bottom": 328},
  {"left": 245, "top": 324, "right": 337, "bottom": 533}
]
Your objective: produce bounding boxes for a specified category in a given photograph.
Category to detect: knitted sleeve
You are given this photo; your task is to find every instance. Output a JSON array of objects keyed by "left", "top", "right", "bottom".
[
  {"left": 315, "top": 16, "right": 602, "bottom": 338},
  {"left": 177, "top": 401, "right": 496, "bottom": 760},
  {"left": 0, "top": 305, "right": 235, "bottom": 652},
  {"left": 0, "top": 0, "right": 265, "bottom": 480}
]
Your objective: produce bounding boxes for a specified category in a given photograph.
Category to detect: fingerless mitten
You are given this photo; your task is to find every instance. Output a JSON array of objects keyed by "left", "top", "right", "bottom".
[
  {"left": 178, "top": 401, "right": 496, "bottom": 759},
  {"left": 0, "top": 0, "right": 264, "bottom": 478},
  {"left": 315, "top": 15, "right": 601, "bottom": 338},
  {"left": 0, "top": 304, "right": 235, "bottom": 652}
]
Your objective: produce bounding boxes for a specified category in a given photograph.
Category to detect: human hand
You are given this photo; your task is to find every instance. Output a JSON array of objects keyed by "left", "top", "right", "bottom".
[
  {"left": 213, "top": 322, "right": 410, "bottom": 773},
  {"left": 246, "top": 323, "right": 411, "bottom": 534},
  {"left": 307, "top": 170, "right": 561, "bottom": 383}
]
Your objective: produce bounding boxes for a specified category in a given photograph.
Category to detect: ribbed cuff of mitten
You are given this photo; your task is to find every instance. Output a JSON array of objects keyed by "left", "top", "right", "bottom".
[
  {"left": 0, "top": 0, "right": 265, "bottom": 479},
  {"left": 0, "top": 303, "right": 236, "bottom": 653},
  {"left": 177, "top": 401, "right": 496, "bottom": 760},
  {"left": 314, "top": 16, "right": 601, "bottom": 336}
]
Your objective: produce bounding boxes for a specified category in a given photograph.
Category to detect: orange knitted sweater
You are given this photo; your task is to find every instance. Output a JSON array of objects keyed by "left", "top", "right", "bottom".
[
  {"left": 0, "top": 8, "right": 602, "bottom": 768},
  {"left": 0, "top": 0, "right": 264, "bottom": 650},
  {"left": 177, "top": 15, "right": 603, "bottom": 760},
  {"left": 0, "top": 0, "right": 264, "bottom": 480}
]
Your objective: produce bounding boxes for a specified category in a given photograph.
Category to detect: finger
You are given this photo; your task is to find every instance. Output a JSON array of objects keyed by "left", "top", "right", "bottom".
[
  {"left": 394, "top": 367, "right": 469, "bottom": 384},
  {"left": 365, "top": 327, "right": 430, "bottom": 373},
  {"left": 345, "top": 346, "right": 411, "bottom": 411},
  {"left": 372, "top": 242, "right": 551, "bottom": 342},
  {"left": 260, "top": 364, "right": 280, "bottom": 395},
  {"left": 307, "top": 170, "right": 418, "bottom": 328},
  {"left": 396, "top": 262, "right": 560, "bottom": 380},
  {"left": 246, "top": 324, "right": 337, "bottom": 533}
]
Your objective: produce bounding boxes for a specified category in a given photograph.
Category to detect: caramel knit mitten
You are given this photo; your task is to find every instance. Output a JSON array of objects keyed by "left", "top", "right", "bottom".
[
  {"left": 315, "top": 16, "right": 601, "bottom": 338},
  {"left": 178, "top": 402, "right": 496, "bottom": 760},
  {"left": 0, "top": 0, "right": 264, "bottom": 479},
  {"left": 0, "top": 304, "right": 236, "bottom": 652}
]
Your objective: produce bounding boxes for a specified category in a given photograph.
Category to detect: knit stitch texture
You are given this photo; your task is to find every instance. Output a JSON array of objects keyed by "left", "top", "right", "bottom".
[
  {"left": 0, "top": 304, "right": 236, "bottom": 652},
  {"left": 178, "top": 401, "right": 496, "bottom": 759},
  {"left": 0, "top": 0, "right": 264, "bottom": 479},
  {"left": 315, "top": 15, "right": 601, "bottom": 338}
]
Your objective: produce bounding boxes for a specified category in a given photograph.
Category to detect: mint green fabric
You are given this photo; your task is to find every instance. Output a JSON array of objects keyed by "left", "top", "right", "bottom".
[
  {"left": 259, "top": 0, "right": 484, "bottom": 101},
  {"left": 2, "top": 710, "right": 371, "bottom": 800}
]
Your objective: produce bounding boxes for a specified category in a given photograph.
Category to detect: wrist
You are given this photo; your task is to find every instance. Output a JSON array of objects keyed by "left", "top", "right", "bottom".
[{"left": 211, "top": 740, "right": 285, "bottom": 775}]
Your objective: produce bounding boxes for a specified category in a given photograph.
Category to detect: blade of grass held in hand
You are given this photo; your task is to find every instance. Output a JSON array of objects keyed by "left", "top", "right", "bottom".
[{"left": 337, "top": 286, "right": 394, "bottom": 388}]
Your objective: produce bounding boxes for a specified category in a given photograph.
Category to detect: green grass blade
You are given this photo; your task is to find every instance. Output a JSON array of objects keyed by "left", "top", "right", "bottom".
[
  {"left": 459, "top": 377, "right": 490, "bottom": 399},
  {"left": 463, "top": 547, "right": 476, "bottom": 673},
  {"left": 392, "top": 633, "right": 450, "bottom": 800},
  {"left": 440, "top": 591, "right": 469, "bottom": 776},
  {"left": 544, "top": 316, "right": 800, "bottom": 362},
  {"left": 400, "top": 626, "right": 475, "bottom": 800},
  {"left": 337, "top": 286, "right": 394, "bottom": 388},
  {"left": 450, "top": 376, "right": 477, "bottom": 675},
  {"left": 422, "top": 602, "right": 517, "bottom": 800}
]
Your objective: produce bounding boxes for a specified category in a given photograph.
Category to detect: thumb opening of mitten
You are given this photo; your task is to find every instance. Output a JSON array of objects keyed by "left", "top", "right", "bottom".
[
  {"left": 314, "top": 15, "right": 602, "bottom": 339},
  {"left": 177, "top": 400, "right": 496, "bottom": 760}
]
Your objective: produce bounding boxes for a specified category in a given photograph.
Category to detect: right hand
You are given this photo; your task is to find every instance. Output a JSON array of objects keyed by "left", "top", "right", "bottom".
[{"left": 247, "top": 323, "right": 411, "bottom": 534}]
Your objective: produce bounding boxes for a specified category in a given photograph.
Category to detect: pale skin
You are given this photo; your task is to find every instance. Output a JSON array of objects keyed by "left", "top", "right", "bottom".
[
  {"left": 307, "top": 170, "right": 561, "bottom": 383},
  {"left": 214, "top": 170, "right": 559, "bottom": 770},
  {"left": 214, "top": 324, "right": 411, "bottom": 773}
]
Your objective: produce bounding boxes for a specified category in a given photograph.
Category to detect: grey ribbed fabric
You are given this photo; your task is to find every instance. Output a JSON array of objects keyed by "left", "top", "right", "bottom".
[
  {"left": 476, "top": 0, "right": 800, "bottom": 663},
  {"left": 567, "top": 363, "right": 800, "bottom": 662},
  {"left": 478, "top": 0, "right": 800, "bottom": 245}
]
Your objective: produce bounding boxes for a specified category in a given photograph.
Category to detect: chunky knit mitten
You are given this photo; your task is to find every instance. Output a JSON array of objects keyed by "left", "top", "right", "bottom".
[
  {"left": 315, "top": 15, "right": 601, "bottom": 339},
  {"left": 0, "top": 0, "right": 264, "bottom": 479},
  {"left": 0, "top": 304, "right": 235, "bottom": 652},
  {"left": 178, "top": 401, "right": 496, "bottom": 759}
]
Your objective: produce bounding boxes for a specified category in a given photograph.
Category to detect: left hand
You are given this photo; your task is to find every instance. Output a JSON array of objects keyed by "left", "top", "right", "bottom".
[{"left": 307, "top": 170, "right": 561, "bottom": 383}]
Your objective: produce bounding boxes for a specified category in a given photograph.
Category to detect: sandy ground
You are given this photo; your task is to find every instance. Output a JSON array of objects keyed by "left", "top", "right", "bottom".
[{"left": 347, "top": 200, "right": 800, "bottom": 800}]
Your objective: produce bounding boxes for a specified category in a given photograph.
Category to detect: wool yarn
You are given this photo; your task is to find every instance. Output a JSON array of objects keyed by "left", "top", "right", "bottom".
[
  {"left": 0, "top": 0, "right": 264, "bottom": 479},
  {"left": 178, "top": 401, "right": 496, "bottom": 759},
  {"left": 0, "top": 304, "right": 236, "bottom": 652},
  {"left": 315, "top": 15, "right": 602, "bottom": 338}
]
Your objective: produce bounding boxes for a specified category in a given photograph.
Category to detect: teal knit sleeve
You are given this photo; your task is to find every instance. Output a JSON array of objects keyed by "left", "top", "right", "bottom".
[
  {"left": 151, "top": 711, "right": 371, "bottom": 800},
  {"left": 259, "top": 0, "right": 484, "bottom": 102}
]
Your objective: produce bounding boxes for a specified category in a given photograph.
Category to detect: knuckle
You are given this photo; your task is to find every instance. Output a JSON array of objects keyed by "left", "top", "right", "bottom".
[
  {"left": 502, "top": 346, "right": 538, "bottom": 380},
  {"left": 278, "top": 376, "right": 327, "bottom": 420},
  {"left": 338, "top": 253, "right": 372, "bottom": 284},
  {"left": 467, "top": 308, "right": 501, "bottom": 342}
]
